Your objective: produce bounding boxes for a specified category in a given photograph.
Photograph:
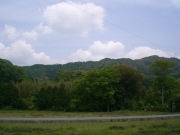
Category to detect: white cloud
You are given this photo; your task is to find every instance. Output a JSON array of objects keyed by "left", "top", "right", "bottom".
[
  {"left": 68, "top": 49, "right": 100, "bottom": 62},
  {"left": 22, "top": 30, "right": 38, "bottom": 41},
  {"left": 67, "top": 41, "right": 124, "bottom": 62},
  {"left": 0, "top": 40, "right": 58, "bottom": 65},
  {"left": 89, "top": 41, "right": 124, "bottom": 56},
  {"left": 178, "top": 55, "right": 180, "bottom": 59},
  {"left": 41, "top": 1, "right": 105, "bottom": 36},
  {"left": 4, "top": 25, "right": 39, "bottom": 41},
  {"left": 4, "top": 25, "right": 19, "bottom": 40},
  {"left": 126, "top": 46, "right": 174, "bottom": 59},
  {"left": 37, "top": 23, "right": 52, "bottom": 34},
  {"left": 65, "top": 41, "right": 177, "bottom": 62}
]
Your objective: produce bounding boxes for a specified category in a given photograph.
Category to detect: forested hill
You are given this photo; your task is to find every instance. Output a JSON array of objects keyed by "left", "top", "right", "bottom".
[{"left": 23, "top": 55, "right": 180, "bottom": 80}]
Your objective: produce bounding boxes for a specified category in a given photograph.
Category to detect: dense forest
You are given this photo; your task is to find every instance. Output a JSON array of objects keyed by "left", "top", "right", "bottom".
[
  {"left": 0, "top": 56, "right": 180, "bottom": 112},
  {"left": 23, "top": 55, "right": 180, "bottom": 80}
]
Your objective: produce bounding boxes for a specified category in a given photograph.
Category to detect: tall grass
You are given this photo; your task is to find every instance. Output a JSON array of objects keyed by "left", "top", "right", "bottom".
[
  {"left": 0, "top": 119, "right": 180, "bottom": 135},
  {"left": 0, "top": 110, "right": 173, "bottom": 118}
]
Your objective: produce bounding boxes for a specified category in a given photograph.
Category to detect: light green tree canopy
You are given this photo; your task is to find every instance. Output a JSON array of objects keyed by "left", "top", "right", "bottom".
[
  {"left": 151, "top": 60, "right": 175, "bottom": 77},
  {"left": 151, "top": 60, "right": 176, "bottom": 105}
]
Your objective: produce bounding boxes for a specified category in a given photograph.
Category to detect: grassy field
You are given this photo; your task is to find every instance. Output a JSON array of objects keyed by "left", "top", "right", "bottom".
[
  {"left": 0, "top": 110, "right": 180, "bottom": 135},
  {"left": 0, "top": 110, "right": 174, "bottom": 118},
  {"left": 0, "top": 119, "right": 180, "bottom": 135}
]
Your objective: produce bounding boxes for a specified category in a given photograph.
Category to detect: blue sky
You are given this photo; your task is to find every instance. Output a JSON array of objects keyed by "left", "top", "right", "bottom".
[{"left": 0, "top": 0, "right": 180, "bottom": 65}]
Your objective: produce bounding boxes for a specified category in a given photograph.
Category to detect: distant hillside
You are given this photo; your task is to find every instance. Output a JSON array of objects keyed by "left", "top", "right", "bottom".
[{"left": 23, "top": 55, "right": 180, "bottom": 80}]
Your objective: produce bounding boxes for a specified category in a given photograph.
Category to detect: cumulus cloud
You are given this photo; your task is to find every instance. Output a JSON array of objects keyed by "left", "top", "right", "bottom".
[
  {"left": 41, "top": 1, "right": 105, "bottom": 36},
  {"left": 37, "top": 23, "right": 52, "bottom": 34},
  {"left": 0, "top": 40, "right": 58, "bottom": 65},
  {"left": 4, "top": 25, "right": 19, "bottom": 40},
  {"left": 89, "top": 41, "right": 124, "bottom": 56},
  {"left": 125, "top": 46, "right": 174, "bottom": 59},
  {"left": 65, "top": 41, "right": 177, "bottom": 62},
  {"left": 178, "top": 55, "right": 180, "bottom": 59},
  {"left": 67, "top": 41, "right": 124, "bottom": 62},
  {"left": 22, "top": 30, "right": 38, "bottom": 41},
  {"left": 4, "top": 25, "right": 39, "bottom": 41}
]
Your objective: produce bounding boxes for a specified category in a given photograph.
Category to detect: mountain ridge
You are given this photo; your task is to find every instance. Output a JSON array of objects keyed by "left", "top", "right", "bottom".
[{"left": 23, "top": 55, "right": 180, "bottom": 80}]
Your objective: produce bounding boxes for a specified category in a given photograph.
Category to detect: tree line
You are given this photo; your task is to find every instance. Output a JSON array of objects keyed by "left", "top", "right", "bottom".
[
  {"left": 0, "top": 58, "right": 180, "bottom": 112},
  {"left": 23, "top": 55, "right": 180, "bottom": 80}
]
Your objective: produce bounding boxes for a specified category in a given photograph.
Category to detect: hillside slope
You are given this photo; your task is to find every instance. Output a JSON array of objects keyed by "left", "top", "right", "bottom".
[{"left": 23, "top": 55, "right": 180, "bottom": 80}]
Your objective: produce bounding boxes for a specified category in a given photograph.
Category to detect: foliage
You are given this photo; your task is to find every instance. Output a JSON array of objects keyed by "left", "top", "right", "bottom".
[
  {"left": 0, "top": 58, "right": 16, "bottom": 83},
  {"left": 0, "top": 58, "right": 31, "bottom": 83},
  {"left": 151, "top": 60, "right": 175, "bottom": 77},
  {"left": 54, "top": 69, "right": 86, "bottom": 82},
  {"left": 151, "top": 60, "right": 176, "bottom": 108},
  {"left": 0, "top": 82, "right": 22, "bottom": 109},
  {"left": 36, "top": 82, "right": 70, "bottom": 111},
  {"left": 1, "top": 57, "right": 180, "bottom": 112},
  {"left": 71, "top": 67, "right": 119, "bottom": 112},
  {"left": 53, "top": 82, "right": 70, "bottom": 111},
  {"left": 113, "top": 65, "right": 144, "bottom": 110},
  {"left": 23, "top": 55, "right": 180, "bottom": 81}
]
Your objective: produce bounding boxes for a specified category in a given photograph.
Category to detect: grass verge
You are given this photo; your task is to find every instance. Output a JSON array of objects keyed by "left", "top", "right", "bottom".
[
  {"left": 0, "top": 119, "right": 180, "bottom": 135},
  {"left": 0, "top": 110, "right": 173, "bottom": 118}
]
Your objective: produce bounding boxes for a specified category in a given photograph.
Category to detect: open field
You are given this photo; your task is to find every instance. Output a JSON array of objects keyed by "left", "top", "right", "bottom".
[
  {"left": 0, "top": 110, "right": 180, "bottom": 134},
  {"left": 0, "top": 119, "right": 180, "bottom": 135},
  {"left": 0, "top": 110, "right": 175, "bottom": 118}
]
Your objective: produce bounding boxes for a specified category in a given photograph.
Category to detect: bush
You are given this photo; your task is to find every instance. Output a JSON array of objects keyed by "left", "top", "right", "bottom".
[
  {"left": 137, "top": 101, "right": 144, "bottom": 110},
  {"left": 175, "top": 98, "right": 180, "bottom": 112},
  {"left": 127, "top": 100, "right": 137, "bottom": 111}
]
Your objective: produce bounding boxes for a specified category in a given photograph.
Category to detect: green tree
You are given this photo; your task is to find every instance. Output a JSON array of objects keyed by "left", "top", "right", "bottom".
[
  {"left": 151, "top": 60, "right": 175, "bottom": 105},
  {"left": 0, "top": 58, "right": 31, "bottom": 83},
  {"left": 70, "top": 67, "right": 119, "bottom": 112},
  {"left": 54, "top": 82, "right": 70, "bottom": 111},
  {"left": 114, "top": 65, "right": 144, "bottom": 110},
  {"left": 54, "top": 69, "right": 86, "bottom": 82},
  {"left": 0, "top": 83, "right": 22, "bottom": 109},
  {"left": 14, "top": 66, "right": 30, "bottom": 82},
  {"left": 36, "top": 86, "right": 57, "bottom": 110},
  {"left": 0, "top": 59, "right": 16, "bottom": 83},
  {"left": 36, "top": 87, "right": 48, "bottom": 110},
  {"left": 174, "top": 79, "right": 180, "bottom": 111}
]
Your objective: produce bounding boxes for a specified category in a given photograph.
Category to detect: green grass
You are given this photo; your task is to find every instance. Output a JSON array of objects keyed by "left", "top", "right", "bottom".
[
  {"left": 0, "top": 110, "right": 173, "bottom": 118},
  {"left": 0, "top": 119, "right": 180, "bottom": 135},
  {"left": 1, "top": 110, "right": 179, "bottom": 134}
]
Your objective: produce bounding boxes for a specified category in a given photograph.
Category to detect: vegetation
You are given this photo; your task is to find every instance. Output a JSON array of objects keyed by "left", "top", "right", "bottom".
[
  {"left": 0, "top": 56, "right": 180, "bottom": 112},
  {"left": 0, "top": 110, "right": 170, "bottom": 118},
  {"left": 151, "top": 60, "right": 176, "bottom": 106},
  {"left": 23, "top": 55, "right": 180, "bottom": 80},
  {"left": 0, "top": 119, "right": 180, "bottom": 135}
]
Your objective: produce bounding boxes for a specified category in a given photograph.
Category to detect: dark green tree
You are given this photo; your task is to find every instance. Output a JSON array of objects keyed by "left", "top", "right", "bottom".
[
  {"left": 0, "top": 59, "right": 15, "bottom": 83},
  {"left": 36, "top": 86, "right": 56, "bottom": 110},
  {"left": 114, "top": 65, "right": 144, "bottom": 110},
  {"left": 0, "top": 83, "right": 21, "bottom": 109},
  {"left": 151, "top": 60, "right": 175, "bottom": 105},
  {"left": 54, "top": 82, "right": 70, "bottom": 111},
  {"left": 174, "top": 79, "right": 180, "bottom": 111},
  {"left": 0, "top": 58, "right": 30, "bottom": 83},
  {"left": 36, "top": 87, "right": 48, "bottom": 110}
]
